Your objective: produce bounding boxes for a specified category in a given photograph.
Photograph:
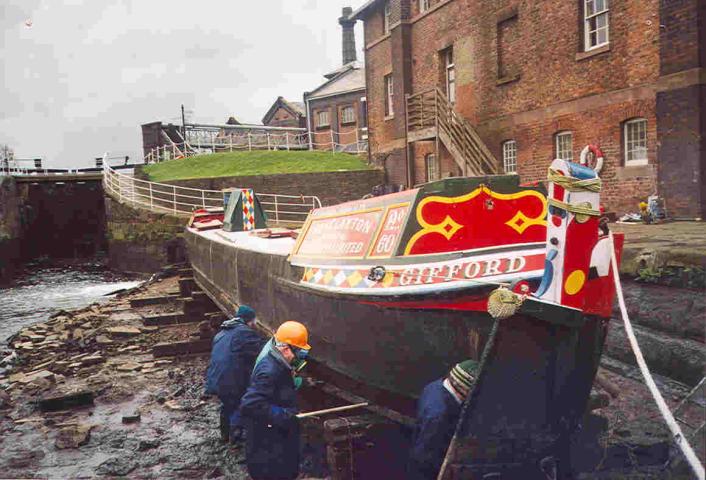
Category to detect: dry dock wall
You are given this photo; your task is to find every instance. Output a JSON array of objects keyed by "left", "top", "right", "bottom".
[
  {"left": 104, "top": 196, "right": 186, "bottom": 273},
  {"left": 0, "top": 177, "right": 22, "bottom": 284}
]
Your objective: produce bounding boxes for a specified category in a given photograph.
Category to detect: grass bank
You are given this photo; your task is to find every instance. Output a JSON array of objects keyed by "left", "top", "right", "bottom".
[{"left": 142, "top": 151, "right": 371, "bottom": 182}]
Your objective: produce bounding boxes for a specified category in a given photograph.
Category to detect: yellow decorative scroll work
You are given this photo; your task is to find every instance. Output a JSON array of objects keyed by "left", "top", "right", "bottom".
[{"left": 404, "top": 185, "right": 548, "bottom": 255}]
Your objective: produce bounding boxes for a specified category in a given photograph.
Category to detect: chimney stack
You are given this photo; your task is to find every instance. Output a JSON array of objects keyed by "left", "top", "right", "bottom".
[{"left": 339, "top": 7, "right": 357, "bottom": 65}]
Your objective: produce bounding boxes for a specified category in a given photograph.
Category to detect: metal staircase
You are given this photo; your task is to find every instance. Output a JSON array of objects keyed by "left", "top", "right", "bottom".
[{"left": 406, "top": 88, "right": 500, "bottom": 176}]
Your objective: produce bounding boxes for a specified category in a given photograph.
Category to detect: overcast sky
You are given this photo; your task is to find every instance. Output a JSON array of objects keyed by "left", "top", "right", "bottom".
[{"left": 1, "top": 0, "right": 364, "bottom": 168}]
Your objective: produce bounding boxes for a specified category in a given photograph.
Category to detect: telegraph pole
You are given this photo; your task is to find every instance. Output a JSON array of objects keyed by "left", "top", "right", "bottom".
[{"left": 181, "top": 104, "right": 186, "bottom": 137}]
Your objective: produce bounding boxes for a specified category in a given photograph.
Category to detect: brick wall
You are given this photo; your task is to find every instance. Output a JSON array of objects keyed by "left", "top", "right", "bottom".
[
  {"left": 160, "top": 168, "right": 385, "bottom": 207},
  {"left": 308, "top": 90, "right": 366, "bottom": 150},
  {"left": 656, "top": 0, "right": 706, "bottom": 218},
  {"left": 657, "top": 85, "right": 705, "bottom": 218},
  {"left": 141, "top": 122, "right": 164, "bottom": 157},
  {"left": 359, "top": 0, "right": 705, "bottom": 216}
]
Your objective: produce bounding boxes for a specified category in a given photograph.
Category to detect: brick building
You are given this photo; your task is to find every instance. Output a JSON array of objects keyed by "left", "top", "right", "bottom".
[
  {"left": 351, "top": 0, "right": 705, "bottom": 218},
  {"left": 304, "top": 7, "right": 368, "bottom": 152},
  {"left": 262, "top": 97, "right": 307, "bottom": 129}
]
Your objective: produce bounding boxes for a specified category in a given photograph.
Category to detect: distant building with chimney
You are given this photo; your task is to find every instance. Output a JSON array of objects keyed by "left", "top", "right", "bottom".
[{"left": 304, "top": 7, "right": 368, "bottom": 153}]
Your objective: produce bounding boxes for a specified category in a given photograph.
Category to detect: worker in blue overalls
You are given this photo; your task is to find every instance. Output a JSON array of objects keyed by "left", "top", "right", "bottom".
[
  {"left": 408, "top": 360, "right": 479, "bottom": 480},
  {"left": 240, "top": 321, "right": 311, "bottom": 480},
  {"left": 205, "top": 305, "right": 265, "bottom": 443}
]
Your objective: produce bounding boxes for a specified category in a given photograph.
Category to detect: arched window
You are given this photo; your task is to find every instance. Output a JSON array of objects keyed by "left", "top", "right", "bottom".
[
  {"left": 502, "top": 140, "right": 517, "bottom": 173},
  {"left": 425, "top": 153, "right": 440, "bottom": 181}
]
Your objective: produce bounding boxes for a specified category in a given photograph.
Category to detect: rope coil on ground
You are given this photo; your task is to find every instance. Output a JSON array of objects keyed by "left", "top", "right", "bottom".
[{"left": 609, "top": 232, "right": 705, "bottom": 480}]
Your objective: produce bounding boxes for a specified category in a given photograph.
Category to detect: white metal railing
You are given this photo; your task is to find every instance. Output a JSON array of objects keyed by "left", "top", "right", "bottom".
[
  {"left": 144, "top": 123, "right": 369, "bottom": 164},
  {"left": 102, "top": 158, "right": 321, "bottom": 226}
]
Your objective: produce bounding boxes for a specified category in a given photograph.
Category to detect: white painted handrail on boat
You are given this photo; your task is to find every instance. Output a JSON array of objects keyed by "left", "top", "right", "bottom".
[{"left": 101, "top": 158, "right": 321, "bottom": 226}]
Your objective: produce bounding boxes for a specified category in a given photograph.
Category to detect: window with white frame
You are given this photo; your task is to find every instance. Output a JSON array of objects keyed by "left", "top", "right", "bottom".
[
  {"left": 444, "top": 48, "right": 456, "bottom": 104},
  {"left": 584, "top": 0, "right": 609, "bottom": 51},
  {"left": 425, "top": 154, "right": 440, "bottom": 181},
  {"left": 383, "top": 1, "right": 391, "bottom": 34},
  {"left": 624, "top": 118, "right": 648, "bottom": 166},
  {"left": 503, "top": 140, "right": 517, "bottom": 173},
  {"left": 555, "top": 131, "right": 573, "bottom": 161},
  {"left": 419, "top": 0, "right": 430, "bottom": 13},
  {"left": 384, "top": 74, "right": 394, "bottom": 117},
  {"left": 317, "top": 110, "right": 330, "bottom": 128},
  {"left": 340, "top": 106, "right": 356, "bottom": 125}
]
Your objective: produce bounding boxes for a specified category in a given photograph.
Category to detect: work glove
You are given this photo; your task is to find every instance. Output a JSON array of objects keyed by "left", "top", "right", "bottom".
[{"left": 269, "top": 406, "right": 297, "bottom": 429}]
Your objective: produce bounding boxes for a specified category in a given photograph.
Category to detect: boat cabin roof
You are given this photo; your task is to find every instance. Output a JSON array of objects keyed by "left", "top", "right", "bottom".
[{"left": 190, "top": 228, "right": 297, "bottom": 257}]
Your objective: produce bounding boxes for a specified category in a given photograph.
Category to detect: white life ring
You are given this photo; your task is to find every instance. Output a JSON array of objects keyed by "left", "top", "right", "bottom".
[{"left": 579, "top": 145, "right": 604, "bottom": 174}]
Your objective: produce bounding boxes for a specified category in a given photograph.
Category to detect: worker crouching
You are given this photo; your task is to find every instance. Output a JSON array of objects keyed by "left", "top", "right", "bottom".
[
  {"left": 240, "top": 321, "right": 311, "bottom": 480},
  {"left": 408, "top": 360, "right": 479, "bottom": 480},
  {"left": 205, "top": 305, "right": 265, "bottom": 443}
]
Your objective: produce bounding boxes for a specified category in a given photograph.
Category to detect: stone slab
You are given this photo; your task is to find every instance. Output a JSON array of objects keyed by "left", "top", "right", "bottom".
[
  {"left": 38, "top": 390, "right": 95, "bottom": 412},
  {"left": 613, "top": 221, "right": 706, "bottom": 273},
  {"left": 129, "top": 295, "right": 178, "bottom": 308}
]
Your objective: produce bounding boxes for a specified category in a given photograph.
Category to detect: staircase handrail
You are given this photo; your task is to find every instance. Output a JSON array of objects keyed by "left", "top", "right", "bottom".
[{"left": 406, "top": 88, "right": 500, "bottom": 175}]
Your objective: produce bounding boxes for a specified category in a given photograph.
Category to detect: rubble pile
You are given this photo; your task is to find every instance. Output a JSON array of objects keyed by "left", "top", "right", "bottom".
[{"left": 0, "top": 269, "right": 257, "bottom": 479}]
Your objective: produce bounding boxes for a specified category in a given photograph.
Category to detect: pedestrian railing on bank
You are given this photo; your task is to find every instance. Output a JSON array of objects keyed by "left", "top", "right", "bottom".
[
  {"left": 144, "top": 123, "right": 368, "bottom": 164},
  {"left": 102, "top": 162, "right": 321, "bottom": 226}
]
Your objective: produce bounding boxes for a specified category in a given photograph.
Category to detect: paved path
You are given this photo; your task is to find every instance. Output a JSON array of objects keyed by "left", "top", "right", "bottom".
[{"left": 613, "top": 221, "right": 706, "bottom": 273}]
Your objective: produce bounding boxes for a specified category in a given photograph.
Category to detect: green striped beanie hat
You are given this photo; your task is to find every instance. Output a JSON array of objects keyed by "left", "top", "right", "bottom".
[{"left": 448, "top": 360, "right": 479, "bottom": 398}]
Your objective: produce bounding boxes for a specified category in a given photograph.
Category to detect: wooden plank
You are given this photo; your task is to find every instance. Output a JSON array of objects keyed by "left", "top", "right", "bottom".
[
  {"left": 318, "top": 382, "right": 414, "bottom": 427},
  {"left": 142, "top": 312, "right": 188, "bottom": 326},
  {"left": 407, "top": 126, "right": 438, "bottom": 143},
  {"left": 129, "top": 295, "right": 178, "bottom": 308}
]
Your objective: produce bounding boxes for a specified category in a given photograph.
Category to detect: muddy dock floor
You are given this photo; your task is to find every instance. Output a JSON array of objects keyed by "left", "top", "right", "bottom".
[{"left": 0, "top": 269, "right": 702, "bottom": 479}]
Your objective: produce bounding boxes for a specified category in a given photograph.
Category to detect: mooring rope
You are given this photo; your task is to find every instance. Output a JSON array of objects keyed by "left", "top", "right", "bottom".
[
  {"left": 547, "top": 198, "right": 601, "bottom": 217},
  {"left": 609, "top": 232, "right": 705, "bottom": 480},
  {"left": 547, "top": 168, "right": 602, "bottom": 192}
]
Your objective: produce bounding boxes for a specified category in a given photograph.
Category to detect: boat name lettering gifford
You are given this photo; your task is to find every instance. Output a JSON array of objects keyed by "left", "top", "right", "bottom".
[{"left": 398, "top": 256, "right": 527, "bottom": 285}]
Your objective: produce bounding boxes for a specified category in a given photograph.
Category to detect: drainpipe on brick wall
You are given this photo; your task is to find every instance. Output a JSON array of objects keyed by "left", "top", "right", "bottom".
[{"left": 305, "top": 93, "right": 314, "bottom": 151}]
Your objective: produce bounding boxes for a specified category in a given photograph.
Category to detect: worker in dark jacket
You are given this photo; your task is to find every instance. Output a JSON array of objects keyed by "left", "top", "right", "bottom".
[
  {"left": 205, "top": 305, "right": 265, "bottom": 443},
  {"left": 408, "top": 360, "right": 479, "bottom": 480},
  {"left": 240, "top": 321, "right": 311, "bottom": 480}
]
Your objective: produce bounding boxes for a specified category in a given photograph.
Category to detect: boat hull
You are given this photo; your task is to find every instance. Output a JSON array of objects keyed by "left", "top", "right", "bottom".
[{"left": 187, "top": 229, "right": 498, "bottom": 399}]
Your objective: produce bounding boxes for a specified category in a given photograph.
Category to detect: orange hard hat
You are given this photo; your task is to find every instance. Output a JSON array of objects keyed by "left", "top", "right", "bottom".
[{"left": 275, "top": 321, "right": 311, "bottom": 350}]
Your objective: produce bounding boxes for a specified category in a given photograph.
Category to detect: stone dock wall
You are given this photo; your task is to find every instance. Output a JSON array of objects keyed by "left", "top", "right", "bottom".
[
  {"left": 136, "top": 168, "right": 386, "bottom": 207},
  {"left": 0, "top": 177, "right": 22, "bottom": 285},
  {"left": 104, "top": 196, "right": 186, "bottom": 274}
]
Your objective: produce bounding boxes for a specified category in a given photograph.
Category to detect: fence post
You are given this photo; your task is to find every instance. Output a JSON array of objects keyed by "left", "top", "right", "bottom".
[
  {"left": 274, "top": 196, "right": 280, "bottom": 225},
  {"left": 330, "top": 129, "right": 335, "bottom": 154},
  {"left": 149, "top": 183, "right": 154, "bottom": 210},
  {"left": 248, "top": 133, "right": 252, "bottom": 151},
  {"left": 285, "top": 132, "right": 290, "bottom": 151},
  {"left": 173, "top": 185, "right": 177, "bottom": 214},
  {"left": 267, "top": 133, "right": 271, "bottom": 151},
  {"left": 201, "top": 190, "right": 206, "bottom": 208},
  {"left": 355, "top": 128, "right": 360, "bottom": 154},
  {"left": 229, "top": 135, "right": 233, "bottom": 152}
]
